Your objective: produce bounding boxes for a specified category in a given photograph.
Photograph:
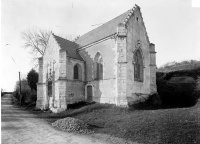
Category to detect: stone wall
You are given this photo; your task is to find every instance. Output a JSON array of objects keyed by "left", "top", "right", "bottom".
[
  {"left": 66, "top": 81, "right": 85, "bottom": 103},
  {"left": 56, "top": 43, "right": 85, "bottom": 109},
  {"left": 36, "top": 83, "right": 45, "bottom": 109},
  {"left": 37, "top": 34, "right": 68, "bottom": 110},
  {"left": 65, "top": 58, "right": 85, "bottom": 104},
  {"left": 37, "top": 6, "right": 157, "bottom": 111},
  {"left": 43, "top": 35, "right": 61, "bottom": 109},
  {"left": 116, "top": 23, "right": 128, "bottom": 105},
  {"left": 149, "top": 43, "right": 157, "bottom": 93},
  {"left": 85, "top": 79, "right": 116, "bottom": 103},
  {"left": 36, "top": 57, "right": 44, "bottom": 109},
  {"left": 79, "top": 37, "right": 117, "bottom": 104},
  {"left": 37, "top": 34, "right": 86, "bottom": 110},
  {"left": 43, "top": 35, "right": 60, "bottom": 82},
  {"left": 125, "top": 7, "right": 156, "bottom": 103},
  {"left": 66, "top": 58, "right": 85, "bottom": 81}
]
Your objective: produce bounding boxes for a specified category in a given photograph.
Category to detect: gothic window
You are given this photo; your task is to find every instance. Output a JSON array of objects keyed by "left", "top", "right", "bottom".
[
  {"left": 94, "top": 52, "right": 103, "bottom": 80},
  {"left": 73, "top": 64, "right": 82, "bottom": 80},
  {"left": 74, "top": 65, "right": 78, "bottom": 79},
  {"left": 134, "top": 49, "right": 143, "bottom": 82}
]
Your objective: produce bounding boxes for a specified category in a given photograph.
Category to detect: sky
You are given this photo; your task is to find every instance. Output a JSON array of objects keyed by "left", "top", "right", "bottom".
[{"left": 1, "top": 0, "right": 200, "bottom": 91}]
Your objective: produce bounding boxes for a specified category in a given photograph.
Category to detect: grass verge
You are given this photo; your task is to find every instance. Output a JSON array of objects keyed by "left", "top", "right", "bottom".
[{"left": 26, "top": 101, "right": 200, "bottom": 144}]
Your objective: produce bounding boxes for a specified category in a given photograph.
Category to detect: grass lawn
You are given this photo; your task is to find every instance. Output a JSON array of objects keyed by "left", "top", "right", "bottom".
[{"left": 28, "top": 101, "right": 200, "bottom": 144}]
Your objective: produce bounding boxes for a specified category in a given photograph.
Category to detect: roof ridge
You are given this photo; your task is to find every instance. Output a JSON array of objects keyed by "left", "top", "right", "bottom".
[
  {"left": 75, "top": 9, "right": 131, "bottom": 43},
  {"left": 76, "top": 4, "right": 139, "bottom": 40},
  {"left": 51, "top": 33, "right": 83, "bottom": 61},
  {"left": 87, "top": 9, "right": 130, "bottom": 34},
  {"left": 52, "top": 33, "right": 77, "bottom": 44},
  {"left": 75, "top": 4, "right": 140, "bottom": 47}
]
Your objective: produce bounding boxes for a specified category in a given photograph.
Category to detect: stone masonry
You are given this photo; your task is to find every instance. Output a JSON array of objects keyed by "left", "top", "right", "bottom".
[{"left": 36, "top": 4, "right": 157, "bottom": 112}]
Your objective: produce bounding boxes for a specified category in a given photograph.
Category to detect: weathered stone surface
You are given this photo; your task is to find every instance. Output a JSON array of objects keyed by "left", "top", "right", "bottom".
[
  {"left": 125, "top": 7, "right": 156, "bottom": 105},
  {"left": 79, "top": 37, "right": 117, "bottom": 104},
  {"left": 36, "top": 5, "right": 157, "bottom": 111}
]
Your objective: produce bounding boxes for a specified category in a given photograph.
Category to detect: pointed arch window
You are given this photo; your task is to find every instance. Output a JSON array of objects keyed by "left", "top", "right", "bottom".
[
  {"left": 94, "top": 52, "right": 103, "bottom": 80},
  {"left": 74, "top": 64, "right": 82, "bottom": 80},
  {"left": 134, "top": 49, "right": 143, "bottom": 82},
  {"left": 74, "top": 65, "right": 79, "bottom": 79}
]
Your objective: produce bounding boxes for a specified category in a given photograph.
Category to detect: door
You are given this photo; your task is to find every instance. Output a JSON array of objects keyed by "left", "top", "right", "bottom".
[{"left": 87, "top": 86, "right": 93, "bottom": 102}]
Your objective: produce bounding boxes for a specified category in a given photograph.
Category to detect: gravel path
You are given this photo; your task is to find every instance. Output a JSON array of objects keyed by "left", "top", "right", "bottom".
[{"left": 1, "top": 94, "right": 110, "bottom": 144}]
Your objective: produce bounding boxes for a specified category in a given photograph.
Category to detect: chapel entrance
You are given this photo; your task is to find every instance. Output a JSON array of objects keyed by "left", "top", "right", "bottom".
[{"left": 87, "top": 85, "right": 93, "bottom": 102}]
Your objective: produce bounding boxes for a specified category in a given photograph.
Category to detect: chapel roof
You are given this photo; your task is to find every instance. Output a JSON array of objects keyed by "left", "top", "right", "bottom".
[
  {"left": 75, "top": 8, "right": 134, "bottom": 47},
  {"left": 52, "top": 34, "right": 84, "bottom": 61}
]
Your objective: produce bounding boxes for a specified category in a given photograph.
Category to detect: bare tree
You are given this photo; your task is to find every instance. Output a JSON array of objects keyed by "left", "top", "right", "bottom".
[{"left": 21, "top": 29, "right": 51, "bottom": 57}]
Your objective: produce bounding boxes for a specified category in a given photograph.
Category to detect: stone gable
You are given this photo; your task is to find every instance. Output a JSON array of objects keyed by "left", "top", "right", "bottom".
[{"left": 36, "top": 4, "right": 157, "bottom": 112}]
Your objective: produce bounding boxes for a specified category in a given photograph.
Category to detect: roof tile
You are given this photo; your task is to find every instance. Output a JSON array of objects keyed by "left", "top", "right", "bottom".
[
  {"left": 53, "top": 34, "right": 84, "bottom": 61},
  {"left": 75, "top": 9, "right": 131, "bottom": 47}
]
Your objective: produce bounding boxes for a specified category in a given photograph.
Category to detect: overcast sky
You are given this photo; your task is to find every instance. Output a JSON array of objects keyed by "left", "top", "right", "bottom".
[{"left": 1, "top": 0, "right": 200, "bottom": 91}]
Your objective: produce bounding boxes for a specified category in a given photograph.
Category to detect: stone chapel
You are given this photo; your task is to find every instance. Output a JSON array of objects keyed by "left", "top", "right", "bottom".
[{"left": 36, "top": 4, "right": 157, "bottom": 112}]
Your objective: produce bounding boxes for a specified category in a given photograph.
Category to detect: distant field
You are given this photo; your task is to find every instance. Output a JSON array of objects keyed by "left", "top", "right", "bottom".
[{"left": 29, "top": 100, "right": 200, "bottom": 144}]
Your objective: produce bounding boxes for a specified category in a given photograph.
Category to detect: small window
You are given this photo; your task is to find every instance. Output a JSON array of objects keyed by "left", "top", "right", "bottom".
[
  {"left": 94, "top": 52, "right": 103, "bottom": 80},
  {"left": 73, "top": 64, "right": 82, "bottom": 80},
  {"left": 74, "top": 65, "right": 79, "bottom": 79},
  {"left": 48, "top": 81, "right": 52, "bottom": 97},
  {"left": 136, "top": 17, "right": 139, "bottom": 21},
  {"left": 134, "top": 49, "right": 143, "bottom": 81}
]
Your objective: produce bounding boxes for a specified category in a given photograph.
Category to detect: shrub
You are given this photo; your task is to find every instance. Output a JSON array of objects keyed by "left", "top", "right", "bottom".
[
  {"left": 128, "top": 93, "right": 162, "bottom": 110},
  {"left": 159, "top": 67, "right": 200, "bottom": 80},
  {"left": 13, "top": 79, "right": 37, "bottom": 106},
  {"left": 157, "top": 75, "right": 199, "bottom": 107},
  {"left": 195, "top": 77, "right": 200, "bottom": 101},
  {"left": 196, "top": 77, "right": 200, "bottom": 91},
  {"left": 27, "top": 69, "right": 38, "bottom": 91},
  {"left": 11, "top": 95, "right": 20, "bottom": 105},
  {"left": 156, "top": 72, "right": 165, "bottom": 79}
]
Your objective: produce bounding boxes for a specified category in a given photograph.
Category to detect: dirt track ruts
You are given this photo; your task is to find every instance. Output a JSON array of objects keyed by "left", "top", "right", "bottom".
[{"left": 1, "top": 94, "right": 110, "bottom": 144}]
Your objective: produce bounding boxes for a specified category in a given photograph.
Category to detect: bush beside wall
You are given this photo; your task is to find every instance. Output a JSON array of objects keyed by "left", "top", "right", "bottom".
[
  {"left": 156, "top": 68, "right": 200, "bottom": 108},
  {"left": 12, "top": 69, "right": 38, "bottom": 106},
  {"left": 128, "top": 92, "right": 162, "bottom": 110}
]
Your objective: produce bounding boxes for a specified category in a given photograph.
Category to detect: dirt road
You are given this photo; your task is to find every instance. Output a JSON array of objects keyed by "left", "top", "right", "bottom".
[{"left": 1, "top": 94, "right": 110, "bottom": 144}]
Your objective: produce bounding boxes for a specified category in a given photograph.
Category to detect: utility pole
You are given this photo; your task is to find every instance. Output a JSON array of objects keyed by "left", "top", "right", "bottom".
[
  {"left": 19, "top": 72, "right": 22, "bottom": 105},
  {"left": 6, "top": 44, "right": 22, "bottom": 104}
]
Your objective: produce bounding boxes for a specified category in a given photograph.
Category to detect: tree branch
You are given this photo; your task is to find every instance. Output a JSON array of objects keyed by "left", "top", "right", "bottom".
[{"left": 21, "top": 29, "right": 50, "bottom": 57}]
